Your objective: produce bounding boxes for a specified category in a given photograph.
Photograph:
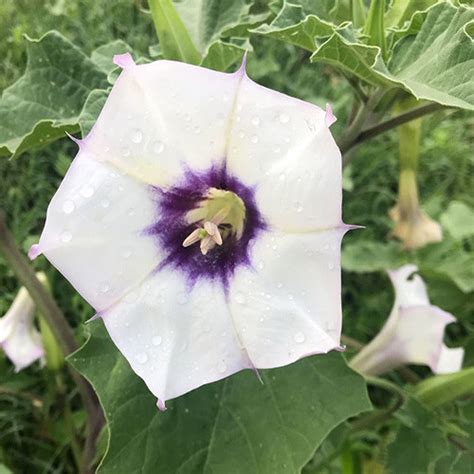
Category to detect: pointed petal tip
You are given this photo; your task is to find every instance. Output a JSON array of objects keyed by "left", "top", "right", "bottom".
[
  {"left": 28, "top": 244, "right": 42, "bottom": 261},
  {"left": 341, "top": 223, "right": 364, "bottom": 233},
  {"left": 335, "top": 344, "right": 347, "bottom": 352},
  {"left": 236, "top": 52, "right": 248, "bottom": 76},
  {"left": 113, "top": 53, "right": 136, "bottom": 70},
  {"left": 85, "top": 312, "right": 103, "bottom": 324},
  {"left": 65, "top": 132, "right": 83, "bottom": 147},
  {"left": 156, "top": 399, "right": 167, "bottom": 411},
  {"left": 325, "top": 103, "right": 337, "bottom": 127}
]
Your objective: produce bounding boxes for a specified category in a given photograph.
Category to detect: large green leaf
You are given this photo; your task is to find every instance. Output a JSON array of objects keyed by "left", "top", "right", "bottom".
[
  {"left": 70, "top": 321, "right": 371, "bottom": 473},
  {"left": 0, "top": 31, "right": 108, "bottom": 157},
  {"left": 440, "top": 201, "right": 474, "bottom": 241},
  {"left": 251, "top": 2, "right": 337, "bottom": 51},
  {"left": 386, "top": 398, "right": 449, "bottom": 474},
  {"left": 256, "top": 2, "right": 474, "bottom": 110},
  {"left": 78, "top": 89, "right": 109, "bottom": 137}
]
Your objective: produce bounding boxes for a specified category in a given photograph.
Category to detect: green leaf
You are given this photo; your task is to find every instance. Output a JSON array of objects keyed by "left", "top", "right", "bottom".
[
  {"left": 386, "top": 397, "right": 449, "bottom": 474},
  {"left": 440, "top": 201, "right": 474, "bottom": 241},
  {"left": 342, "top": 239, "right": 408, "bottom": 272},
  {"left": 70, "top": 321, "right": 371, "bottom": 473},
  {"left": 262, "top": 2, "right": 474, "bottom": 110},
  {"left": 175, "top": 0, "right": 252, "bottom": 55},
  {"left": 252, "top": 2, "right": 337, "bottom": 51},
  {"left": 201, "top": 38, "right": 250, "bottom": 72},
  {"left": 351, "top": 0, "right": 366, "bottom": 29},
  {"left": 0, "top": 31, "right": 108, "bottom": 157},
  {"left": 148, "top": 0, "right": 201, "bottom": 64},
  {"left": 384, "top": 0, "right": 437, "bottom": 29},
  {"left": 78, "top": 89, "right": 109, "bottom": 137},
  {"left": 90, "top": 40, "right": 133, "bottom": 75},
  {"left": 387, "top": 2, "right": 474, "bottom": 110}
]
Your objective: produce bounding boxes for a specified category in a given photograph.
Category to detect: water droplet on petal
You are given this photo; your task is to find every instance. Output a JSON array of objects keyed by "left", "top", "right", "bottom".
[
  {"left": 257, "top": 261, "right": 265, "bottom": 270},
  {"left": 121, "top": 249, "right": 132, "bottom": 259},
  {"left": 152, "top": 336, "right": 162, "bottom": 346},
  {"left": 177, "top": 292, "right": 188, "bottom": 305},
  {"left": 62, "top": 200, "right": 75, "bottom": 214},
  {"left": 251, "top": 135, "right": 258, "bottom": 144},
  {"left": 251, "top": 116, "right": 260, "bottom": 126},
  {"left": 99, "top": 282, "right": 110, "bottom": 293},
  {"left": 153, "top": 141, "right": 164, "bottom": 154},
  {"left": 235, "top": 292, "right": 246, "bottom": 304},
  {"left": 328, "top": 262, "right": 335, "bottom": 270},
  {"left": 60, "top": 231, "right": 72, "bottom": 243},
  {"left": 121, "top": 146, "right": 131, "bottom": 157},
  {"left": 276, "top": 282, "right": 283, "bottom": 289},
  {"left": 136, "top": 352, "right": 148, "bottom": 364},
  {"left": 293, "top": 201, "right": 303, "bottom": 213},
  {"left": 131, "top": 129, "right": 143, "bottom": 143},
  {"left": 80, "top": 185, "right": 94, "bottom": 198},
  {"left": 101, "top": 199, "right": 110, "bottom": 208},
  {"left": 279, "top": 113, "right": 290, "bottom": 124},
  {"left": 279, "top": 173, "right": 286, "bottom": 181},
  {"left": 294, "top": 332, "right": 305, "bottom": 343},
  {"left": 217, "top": 361, "right": 227, "bottom": 373}
]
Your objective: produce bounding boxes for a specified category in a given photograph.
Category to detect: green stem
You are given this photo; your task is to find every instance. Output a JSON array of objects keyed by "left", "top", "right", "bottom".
[
  {"left": 350, "top": 376, "right": 406, "bottom": 432},
  {"left": 341, "top": 102, "right": 444, "bottom": 157},
  {"left": 0, "top": 210, "right": 102, "bottom": 473},
  {"left": 338, "top": 88, "right": 385, "bottom": 154}
]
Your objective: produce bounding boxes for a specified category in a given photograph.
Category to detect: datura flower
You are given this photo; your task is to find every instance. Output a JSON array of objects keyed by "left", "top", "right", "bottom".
[
  {"left": 31, "top": 54, "right": 347, "bottom": 408},
  {"left": 350, "top": 264, "right": 464, "bottom": 376},
  {"left": 389, "top": 169, "right": 442, "bottom": 249},
  {"left": 0, "top": 274, "right": 46, "bottom": 372}
]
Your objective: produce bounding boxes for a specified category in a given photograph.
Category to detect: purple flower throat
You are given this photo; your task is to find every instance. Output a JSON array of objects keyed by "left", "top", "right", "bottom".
[{"left": 145, "top": 164, "right": 267, "bottom": 290}]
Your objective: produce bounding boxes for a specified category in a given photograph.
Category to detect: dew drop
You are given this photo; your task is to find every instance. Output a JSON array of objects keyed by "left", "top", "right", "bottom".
[
  {"left": 217, "top": 361, "right": 227, "bottom": 373},
  {"left": 294, "top": 332, "right": 305, "bottom": 343},
  {"left": 152, "top": 336, "right": 162, "bottom": 346},
  {"left": 328, "top": 262, "right": 335, "bottom": 270},
  {"left": 273, "top": 146, "right": 281, "bottom": 154},
  {"left": 235, "top": 292, "right": 246, "bottom": 304},
  {"left": 293, "top": 201, "right": 303, "bottom": 213},
  {"left": 101, "top": 199, "right": 110, "bottom": 208},
  {"left": 279, "top": 113, "right": 290, "bottom": 124},
  {"left": 257, "top": 261, "right": 265, "bottom": 270},
  {"left": 121, "top": 249, "right": 132, "bottom": 259},
  {"left": 279, "top": 173, "right": 286, "bottom": 181},
  {"left": 80, "top": 185, "right": 94, "bottom": 198},
  {"left": 184, "top": 113, "right": 191, "bottom": 122},
  {"left": 60, "top": 231, "right": 72, "bottom": 243},
  {"left": 276, "top": 282, "right": 283, "bottom": 289},
  {"left": 62, "top": 200, "right": 75, "bottom": 214},
  {"left": 99, "top": 282, "right": 110, "bottom": 293},
  {"left": 238, "top": 130, "right": 245, "bottom": 139},
  {"left": 153, "top": 141, "right": 164, "bottom": 154},
  {"left": 251, "top": 116, "right": 261, "bottom": 126},
  {"left": 177, "top": 292, "right": 188, "bottom": 305},
  {"left": 251, "top": 135, "right": 259, "bottom": 144},
  {"left": 131, "top": 129, "right": 143, "bottom": 143},
  {"left": 121, "top": 146, "right": 131, "bottom": 157},
  {"left": 136, "top": 352, "right": 148, "bottom": 364}
]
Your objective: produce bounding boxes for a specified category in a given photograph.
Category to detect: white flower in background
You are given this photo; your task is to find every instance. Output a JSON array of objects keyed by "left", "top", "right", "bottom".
[
  {"left": 31, "top": 54, "right": 347, "bottom": 408},
  {"left": 0, "top": 274, "right": 46, "bottom": 372},
  {"left": 350, "top": 264, "right": 464, "bottom": 376}
]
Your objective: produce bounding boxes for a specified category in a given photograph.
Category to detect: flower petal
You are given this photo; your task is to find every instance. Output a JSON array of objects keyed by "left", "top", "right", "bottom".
[
  {"left": 0, "top": 288, "right": 43, "bottom": 372},
  {"left": 226, "top": 75, "right": 342, "bottom": 232},
  {"left": 84, "top": 61, "right": 243, "bottom": 187},
  {"left": 37, "top": 151, "right": 159, "bottom": 311},
  {"left": 101, "top": 268, "right": 252, "bottom": 404},
  {"left": 388, "top": 264, "right": 429, "bottom": 308},
  {"left": 434, "top": 345, "right": 464, "bottom": 374},
  {"left": 227, "top": 229, "right": 345, "bottom": 368}
]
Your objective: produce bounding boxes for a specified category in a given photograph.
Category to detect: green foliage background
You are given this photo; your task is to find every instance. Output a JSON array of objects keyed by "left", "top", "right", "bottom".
[{"left": 0, "top": 0, "right": 473, "bottom": 473}]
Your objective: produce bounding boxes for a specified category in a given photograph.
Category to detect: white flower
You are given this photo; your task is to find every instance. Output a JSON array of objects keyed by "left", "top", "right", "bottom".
[
  {"left": 0, "top": 275, "right": 45, "bottom": 372},
  {"left": 350, "top": 264, "right": 464, "bottom": 376},
  {"left": 32, "top": 54, "right": 346, "bottom": 408}
]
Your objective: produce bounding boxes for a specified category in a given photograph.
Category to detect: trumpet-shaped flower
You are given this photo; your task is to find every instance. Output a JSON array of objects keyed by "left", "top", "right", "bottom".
[
  {"left": 0, "top": 274, "right": 46, "bottom": 372},
  {"left": 350, "top": 264, "right": 464, "bottom": 376},
  {"left": 32, "top": 55, "right": 347, "bottom": 408}
]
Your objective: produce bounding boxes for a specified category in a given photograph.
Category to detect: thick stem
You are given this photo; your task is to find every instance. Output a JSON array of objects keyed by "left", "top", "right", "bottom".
[
  {"left": 341, "top": 102, "right": 444, "bottom": 156},
  {"left": 0, "top": 210, "right": 102, "bottom": 473},
  {"left": 350, "top": 376, "right": 406, "bottom": 432}
]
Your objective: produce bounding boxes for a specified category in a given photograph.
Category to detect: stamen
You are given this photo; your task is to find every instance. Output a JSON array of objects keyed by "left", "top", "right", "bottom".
[{"left": 182, "top": 228, "right": 202, "bottom": 247}]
